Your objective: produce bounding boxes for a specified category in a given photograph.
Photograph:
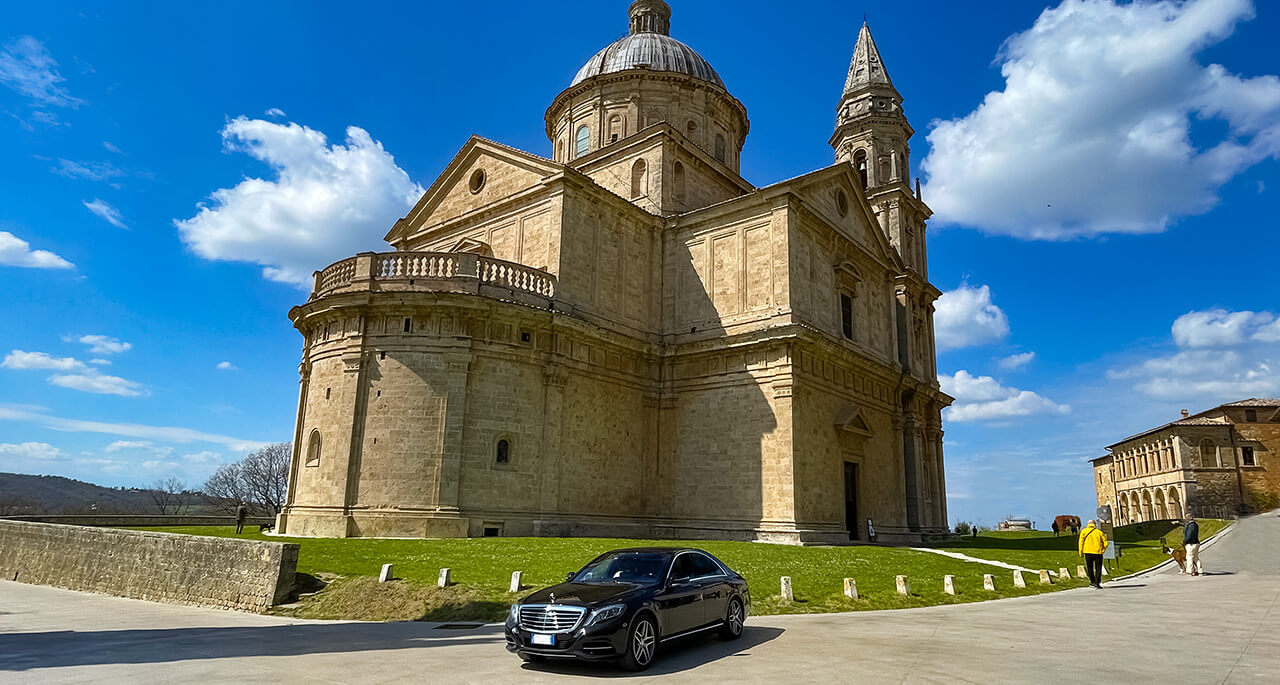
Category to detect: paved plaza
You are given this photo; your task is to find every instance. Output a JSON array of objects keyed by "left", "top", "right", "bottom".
[{"left": 2, "top": 514, "right": 1278, "bottom": 684}]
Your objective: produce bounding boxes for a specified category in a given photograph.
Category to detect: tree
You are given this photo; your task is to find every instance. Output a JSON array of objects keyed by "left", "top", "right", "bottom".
[
  {"left": 149, "top": 477, "right": 188, "bottom": 515},
  {"left": 202, "top": 442, "right": 291, "bottom": 516}
]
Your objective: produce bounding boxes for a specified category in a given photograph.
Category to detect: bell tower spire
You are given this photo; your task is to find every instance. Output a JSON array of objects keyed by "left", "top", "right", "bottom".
[{"left": 830, "top": 22, "right": 913, "bottom": 192}]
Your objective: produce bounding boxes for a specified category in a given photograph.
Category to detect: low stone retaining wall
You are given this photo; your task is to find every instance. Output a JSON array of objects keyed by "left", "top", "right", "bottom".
[
  {"left": 0, "top": 520, "right": 298, "bottom": 613},
  {"left": 4, "top": 514, "right": 274, "bottom": 528}
]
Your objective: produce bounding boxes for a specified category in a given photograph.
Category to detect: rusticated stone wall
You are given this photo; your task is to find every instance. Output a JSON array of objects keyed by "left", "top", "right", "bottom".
[{"left": 0, "top": 520, "right": 297, "bottom": 613}]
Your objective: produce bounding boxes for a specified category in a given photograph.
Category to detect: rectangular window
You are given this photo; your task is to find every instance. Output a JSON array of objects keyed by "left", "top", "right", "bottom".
[
  {"left": 840, "top": 293, "right": 854, "bottom": 340},
  {"left": 1242, "top": 446, "right": 1256, "bottom": 466},
  {"left": 403, "top": 317, "right": 412, "bottom": 333},
  {"left": 1245, "top": 409, "right": 1257, "bottom": 422}
]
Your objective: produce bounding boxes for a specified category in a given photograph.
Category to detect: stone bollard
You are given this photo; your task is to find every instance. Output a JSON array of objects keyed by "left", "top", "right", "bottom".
[
  {"left": 844, "top": 578, "right": 859, "bottom": 600},
  {"left": 1101, "top": 565, "right": 1109, "bottom": 576},
  {"left": 1039, "top": 569, "right": 1052, "bottom": 585},
  {"left": 1077, "top": 565, "right": 1088, "bottom": 579},
  {"left": 438, "top": 568, "right": 451, "bottom": 588},
  {"left": 1058, "top": 567, "right": 1070, "bottom": 581},
  {"left": 510, "top": 571, "right": 523, "bottom": 593},
  {"left": 896, "top": 575, "right": 911, "bottom": 596},
  {"left": 943, "top": 575, "right": 956, "bottom": 595},
  {"left": 780, "top": 576, "right": 793, "bottom": 603},
  {"left": 1013, "top": 570, "right": 1026, "bottom": 588},
  {"left": 983, "top": 574, "right": 996, "bottom": 591},
  {"left": 379, "top": 563, "right": 394, "bottom": 583}
]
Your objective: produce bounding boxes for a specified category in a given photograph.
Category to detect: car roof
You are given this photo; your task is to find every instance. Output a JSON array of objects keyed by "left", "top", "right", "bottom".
[{"left": 602, "top": 547, "right": 703, "bottom": 554}]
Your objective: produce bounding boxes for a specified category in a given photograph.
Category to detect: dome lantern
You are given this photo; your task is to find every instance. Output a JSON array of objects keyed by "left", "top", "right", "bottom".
[{"left": 629, "top": 0, "right": 672, "bottom": 36}]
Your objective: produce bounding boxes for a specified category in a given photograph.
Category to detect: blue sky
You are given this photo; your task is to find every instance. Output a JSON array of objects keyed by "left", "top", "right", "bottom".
[{"left": 1, "top": 0, "right": 1277, "bottom": 528}]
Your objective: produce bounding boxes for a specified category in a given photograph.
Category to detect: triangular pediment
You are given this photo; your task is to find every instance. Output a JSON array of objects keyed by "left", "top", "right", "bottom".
[
  {"left": 787, "top": 164, "right": 904, "bottom": 272},
  {"left": 385, "top": 136, "right": 563, "bottom": 246},
  {"left": 834, "top": 403, "right": 874, "bottom": 437}
]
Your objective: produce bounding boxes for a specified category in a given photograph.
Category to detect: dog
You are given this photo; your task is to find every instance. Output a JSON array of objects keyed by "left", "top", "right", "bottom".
[
  {"left": 1162, "top": 543, "right": 1187, "bottom": 573},
  {"left": 258, "top": 522, "right": 275, "bottom": 533}
]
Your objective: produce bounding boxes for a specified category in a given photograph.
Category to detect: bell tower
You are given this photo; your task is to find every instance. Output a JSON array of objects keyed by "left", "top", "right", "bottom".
[{"left": 830, "top": 21, "right": 928, "bottom": 277}]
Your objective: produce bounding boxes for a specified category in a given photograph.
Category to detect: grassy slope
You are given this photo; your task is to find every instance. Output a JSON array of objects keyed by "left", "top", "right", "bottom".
[
  {"left": 935, "top": 520, "right": 1229, "bottom": 576},
  {"left": 138, "top": 527, "right": 1087, "bottom": 621}
]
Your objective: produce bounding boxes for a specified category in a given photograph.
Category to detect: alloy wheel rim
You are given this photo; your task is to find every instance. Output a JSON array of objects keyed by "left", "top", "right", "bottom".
[
  {"left": 633, "top": 619, "right": 654, "bottom": 664},
  {"left": 729, "top": 601, "right": 743, "bottom": 634}
]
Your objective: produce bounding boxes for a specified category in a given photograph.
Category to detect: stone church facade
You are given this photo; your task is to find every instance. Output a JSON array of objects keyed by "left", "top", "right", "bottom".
[
  {"left": 1092, "top": 399, "right": 1280, "bottom": 522},
  {"left": 276, "top": 1, "right": 952, "bottom": 544}
]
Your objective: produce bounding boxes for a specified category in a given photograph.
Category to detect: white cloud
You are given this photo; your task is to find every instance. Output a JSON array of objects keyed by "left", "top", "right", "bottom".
[
  {"left": 0, "top": 36, "right": 82, "bottom": 108},
  {"left": 934, "top": 284, "right": 1010, "bottom": 351},
  {"left": 1110, "top": 307, "right": 1280, "bottom": 401},
  {"left": 922, "top": 0, "right": 1280, "bottom": 239},
  {"left": 102, "top": 141, "right": 123, "bottom": 154},
  {"left": 265, "top": 107, "right": 286, "bottom": 118},
  {"left": 942, "top": 370, "right": 1071, "bottom": 422},
  {"left": 175, "top": 117, "right": 422, "bottom": 287},
  {"left": 2, "top": 350, "right": 86, "bottom": 371},
  {"left": 0, "top": 441, "right": 63, "bottom": 460},
  {"left": 105, "top": 440, "right": 153, "bottom": 452},
  {"left": 0, "top": 230, "right": 74, "bottom": 269},
  {"left": 216, "top": 361, "right": 237, "bottom": 371},
  {"left": 181, "top": 450, "right": 223, "bottom": 464},
  {"left": 48, "top": 372, "right": 146, "bottom": 396},
  {"left": 0, "top": 404, "right": 269, "bottom": 452},
  {"left": 88, "top": 358, "right": 110, "bottom": 365},
  {"left": 1172, "top": 308, "right": 1278, "bottom": 347},
  {"left": 84, "top": 198, "right": 127, "bottom": 229},
  {"left": 56, "top": 160, "right": 125, "bottom": 183},
  {"left": 998, "top": 352, "right": 1036, "bottom": 370},
  {"left": 78, "top": 334, "right": 131, "bottom": 355}
]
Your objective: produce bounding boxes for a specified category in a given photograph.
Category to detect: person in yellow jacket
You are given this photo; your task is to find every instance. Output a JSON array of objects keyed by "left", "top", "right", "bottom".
[{"left": 1078, "top": 520, "right": 1108, "bottom": 589}]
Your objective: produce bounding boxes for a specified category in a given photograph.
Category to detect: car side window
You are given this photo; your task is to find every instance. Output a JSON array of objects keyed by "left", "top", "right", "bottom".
[
  {"left": 688, "top": 553, "right": 722, "bottom": 579},
  {"left": 670, "top": 554, "right": 696, "bottom": 581}
]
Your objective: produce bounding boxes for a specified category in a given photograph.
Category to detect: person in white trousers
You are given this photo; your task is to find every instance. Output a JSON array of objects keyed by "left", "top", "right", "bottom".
[{"left": 1183, "top": 514, "right": 1203, "bottom": 576}]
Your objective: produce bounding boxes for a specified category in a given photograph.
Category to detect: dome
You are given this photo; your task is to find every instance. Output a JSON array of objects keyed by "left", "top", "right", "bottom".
[
  {"left": 570, "top": 0, "right": 724, "bottom": 89},
  {"left": 571, "top": 33, "right": 724, "bottom": 88}
]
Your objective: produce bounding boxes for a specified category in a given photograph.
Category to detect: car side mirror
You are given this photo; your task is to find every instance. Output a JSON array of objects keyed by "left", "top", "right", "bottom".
[
  {"left": 669, "top": 575, "right": 690, "bottom": 587},
  {"left": 566, "top": 572, "right": 576, "bottom": 582}
]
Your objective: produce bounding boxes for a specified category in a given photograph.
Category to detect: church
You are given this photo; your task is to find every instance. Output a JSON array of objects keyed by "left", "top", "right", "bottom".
[{"left": 276, "top": 1, "right": 952, "bottom": 544}]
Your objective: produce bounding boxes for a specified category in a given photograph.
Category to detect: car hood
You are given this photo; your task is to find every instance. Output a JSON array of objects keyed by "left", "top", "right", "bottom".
[{"left": 521, "top": 581, "right": 647, "bottom": 607}]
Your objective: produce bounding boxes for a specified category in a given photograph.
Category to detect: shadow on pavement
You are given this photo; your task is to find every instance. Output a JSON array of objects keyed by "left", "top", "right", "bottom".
[
  {"left": 519, "top": 625, "right": 783, "bottom": 678},
  {"left": 0, "top": 622, "right": 508, "bottom": 671}
]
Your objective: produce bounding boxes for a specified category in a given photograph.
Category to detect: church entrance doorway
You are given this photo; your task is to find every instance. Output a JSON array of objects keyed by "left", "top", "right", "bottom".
[{"left": 844, "top": 461, "right": 859, "bottom": 541}]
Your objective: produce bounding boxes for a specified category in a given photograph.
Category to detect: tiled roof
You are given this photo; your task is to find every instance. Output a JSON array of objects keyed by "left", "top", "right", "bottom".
[{"left": 1222, "top": 398, "right": 1280, "bottom": 407}]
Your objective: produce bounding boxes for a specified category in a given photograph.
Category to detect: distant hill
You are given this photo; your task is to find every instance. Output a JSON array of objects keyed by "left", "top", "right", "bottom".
[{"left": 0, "top": 472, "right": 178, "bottom": 515}]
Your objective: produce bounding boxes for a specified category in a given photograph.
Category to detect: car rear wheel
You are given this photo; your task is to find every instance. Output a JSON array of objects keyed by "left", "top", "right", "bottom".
[
  {"left": 720, "top": 596, "right": 744, "bottom": 640},
  {"left": 619, "top": 614, "right": 657, "bottom": 672}
]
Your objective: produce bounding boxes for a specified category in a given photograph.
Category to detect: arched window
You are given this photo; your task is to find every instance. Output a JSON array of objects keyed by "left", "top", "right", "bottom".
[
  {"left": 630, "top": 158, "right": 647, "bottom": 198},
  {"left": 673, "top": 162, "right": 686, "bottom": 203},
  {"left": 575, "top": 125, "right": 590, "bottom": 158},
  {"left": 556, "top": 139, "right": 565, "bottom": 161},
  {"left": 853, "top": 149, "right": 868, "bottom": 188},
  {"left": 496, "top": 438, "right": 510, "bottom": 465},
  {"left": 714, "top": 133, "right": 726, "bottom": 163},
  {"left": 1198, "top": 438, "right": 1218, "bottom": 468},
  {"left": 686, "top": 120, "right": 697, "bottom": 140},
  {"left": 305, "top": 430, "right": 321, "bottom": 467},
  {"left": 608, "top": 114, "right": 624, "bottom": 144}
]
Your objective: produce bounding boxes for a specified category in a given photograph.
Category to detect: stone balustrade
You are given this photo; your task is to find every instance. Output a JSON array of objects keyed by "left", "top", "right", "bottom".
[{"left": 310, "top": 252, "right": 557, "bottom": 302}]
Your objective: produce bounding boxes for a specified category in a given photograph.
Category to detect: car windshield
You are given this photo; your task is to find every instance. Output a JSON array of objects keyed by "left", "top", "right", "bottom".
[{"left": 572, "top": 552, "right": 669, "bottom": 585}]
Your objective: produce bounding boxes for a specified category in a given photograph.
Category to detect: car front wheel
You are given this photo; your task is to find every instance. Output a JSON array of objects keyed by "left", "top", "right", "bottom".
[
  {"left": 619, "top": 613, "right": 657, "bottom": 671},
  {"left": 720, "top": 596, "right": 744, "bottom": 640}
]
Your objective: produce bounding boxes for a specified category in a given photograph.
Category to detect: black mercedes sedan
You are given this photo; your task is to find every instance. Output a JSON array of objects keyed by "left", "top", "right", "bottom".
[{"left": 505, "top": 547, "right": 750, "bottom": 671}]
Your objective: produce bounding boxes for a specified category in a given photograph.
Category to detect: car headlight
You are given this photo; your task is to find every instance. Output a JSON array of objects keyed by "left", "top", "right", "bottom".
[
  {"left": 585, "top": 604, "right": 625, "bottom": 626},
  {"left": 509, "top": 604, "right": 520, "bottom": 624}
]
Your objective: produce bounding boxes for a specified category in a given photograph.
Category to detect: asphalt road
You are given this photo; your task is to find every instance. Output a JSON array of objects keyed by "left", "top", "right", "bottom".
[{"left": 3, "top": 513, "right": 1278, "bottom": 684}]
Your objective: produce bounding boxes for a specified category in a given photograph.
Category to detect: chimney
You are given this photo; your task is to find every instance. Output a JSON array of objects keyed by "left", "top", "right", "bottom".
[{"left": 1181, "top": 409, "right": 1190, "bottom": 418}]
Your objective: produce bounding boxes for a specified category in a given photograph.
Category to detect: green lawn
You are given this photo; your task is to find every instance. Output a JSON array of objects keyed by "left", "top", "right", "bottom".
[
  {"left": 135, "top": 526, "right": 1110, "bottom": 621},
  {"left": 935, "top": 520, "right": 1229, "bottom": 577}
]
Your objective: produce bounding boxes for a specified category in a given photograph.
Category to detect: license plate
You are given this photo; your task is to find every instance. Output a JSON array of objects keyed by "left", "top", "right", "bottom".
[{"left": 531, "top": 633, "right": 554, "bottom": 646}]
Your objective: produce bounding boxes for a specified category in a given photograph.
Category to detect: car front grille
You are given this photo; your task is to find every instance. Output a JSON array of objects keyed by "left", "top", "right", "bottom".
[{"left": 518, "top": 604, "right": 586, "bottom": 633}]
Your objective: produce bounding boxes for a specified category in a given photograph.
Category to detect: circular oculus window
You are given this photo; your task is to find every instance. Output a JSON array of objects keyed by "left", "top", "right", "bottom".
[
  {"left": 836, "top": 190, "right": 850, "bottom": 217},
  {"left": 469, "top": 169, "right": 487, "bottom": 194}
]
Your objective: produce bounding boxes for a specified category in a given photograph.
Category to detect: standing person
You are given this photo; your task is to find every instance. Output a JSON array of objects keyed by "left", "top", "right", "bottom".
[
  {"left": 1183, "top": 514, "right": 1203, "bottom": 576},
  {"left": 235, "top": 502, "right": 247, "bottom": 535},
  {"left": 1078, "top": 519, "right": 1107, "bottom": 589},
  {"left": 1052, "top": 520, "right": 1060, "bottom": 537}
]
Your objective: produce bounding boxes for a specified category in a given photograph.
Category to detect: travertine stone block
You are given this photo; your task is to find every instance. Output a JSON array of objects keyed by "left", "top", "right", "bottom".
[
  {"left": 843, "top": 577, "right": 858, "bottom": 600},
  {"left": 896, "top": 575, "right": 910, "bottom": 596},
  {"left": 983, "top": 574, "right": 996, "bottom": 591},
  {"left": 510, "top": 571, "right": 523, "bottom": 593},
  {"left": 1058, "top": 567, "right": 1070, "bottom": 581},
  {"left": 780, "top": 576, "right": 793, "bottom": 602},
  {"left": 1077, "top": 565, "right": 1088, "bottom": 579},
  {"left": 380, "top": 564, "right": 394, "bottom": 582},
  {"left": 943, "top": 575, "right": 956, "bottom": 595},
  {"left": 1039, "top": 569, "right": 1052, "bottom": 584},
  {"left": 438, "top": 568, "right": 451, "bottom": 588},
  {"left": 1013, "top": 570, "right": 1026, "bottom": 588}
]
